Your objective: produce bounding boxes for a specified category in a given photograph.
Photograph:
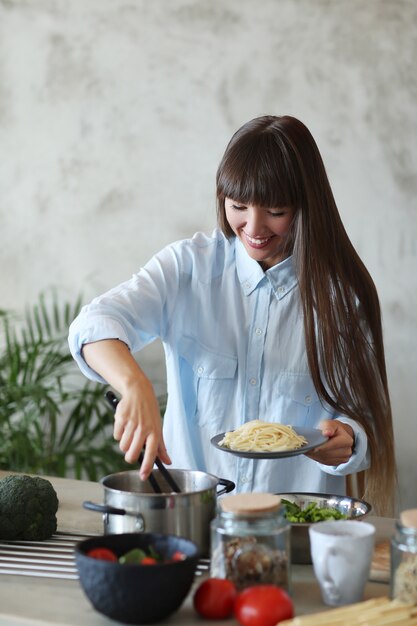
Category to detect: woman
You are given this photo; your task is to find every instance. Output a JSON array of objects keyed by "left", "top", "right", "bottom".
[{"left": 69, "top": 115, "right": 396, "bottom": 515}]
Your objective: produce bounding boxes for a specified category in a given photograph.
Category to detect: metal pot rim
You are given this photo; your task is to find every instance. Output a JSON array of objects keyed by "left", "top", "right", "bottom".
[{"left": 100, "top": 468, "right": 223, "bottom": 497}]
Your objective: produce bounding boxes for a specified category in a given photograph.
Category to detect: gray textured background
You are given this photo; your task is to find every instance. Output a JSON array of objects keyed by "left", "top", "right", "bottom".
[{"left": 1, "top": 0, "right": 416, "bottom": 510}]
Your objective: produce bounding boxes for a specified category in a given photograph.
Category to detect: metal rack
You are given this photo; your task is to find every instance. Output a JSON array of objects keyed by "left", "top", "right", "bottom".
[{"left": 0, "top": 532, "right": 210, "bottom": 580}]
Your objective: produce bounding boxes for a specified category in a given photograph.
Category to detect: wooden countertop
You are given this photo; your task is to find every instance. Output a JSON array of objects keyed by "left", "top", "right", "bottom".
[{"left": 0, "top": 471, "right": 394, "bottom": 626}]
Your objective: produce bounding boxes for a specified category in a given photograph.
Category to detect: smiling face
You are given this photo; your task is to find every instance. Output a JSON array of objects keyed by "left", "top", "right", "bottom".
[{"left": 225, "top": 198, "right": 295, "bottom": 269}]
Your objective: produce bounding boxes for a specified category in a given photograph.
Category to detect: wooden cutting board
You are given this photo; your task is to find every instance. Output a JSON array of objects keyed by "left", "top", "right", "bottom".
[{"left": 370, "top": 539, "right": 390, "bottom": 582}]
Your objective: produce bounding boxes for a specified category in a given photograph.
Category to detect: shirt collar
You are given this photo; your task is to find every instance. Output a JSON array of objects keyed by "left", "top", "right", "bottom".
[{"left": 235, "top": 237, "right": 298, "bottom": 299}]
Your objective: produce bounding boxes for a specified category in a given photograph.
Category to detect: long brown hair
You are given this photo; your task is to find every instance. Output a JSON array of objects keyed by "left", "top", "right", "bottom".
[{"left": 216, "top": 115, "right": 396, "bottom": 515}]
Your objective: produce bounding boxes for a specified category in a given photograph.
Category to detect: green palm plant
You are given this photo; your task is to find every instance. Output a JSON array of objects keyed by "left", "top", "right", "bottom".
[{"left": 0, "top": 292, "right": 132, "bottom": 481}]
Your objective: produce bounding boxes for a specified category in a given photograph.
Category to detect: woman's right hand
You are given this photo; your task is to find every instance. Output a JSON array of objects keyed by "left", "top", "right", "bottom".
[
  {"left": 82, "top": 339, "right": 171, "bottom": 480},
  {"left": 113, "top": 376, "right": 171, "bottom": 480}
]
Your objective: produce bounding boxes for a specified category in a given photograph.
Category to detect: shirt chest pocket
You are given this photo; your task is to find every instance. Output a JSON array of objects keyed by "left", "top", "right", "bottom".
[
  {"left": 178, "top": 336, "right": 237, "bottom": 431},
  {"left": 276, "top": 372, "right": 321, "bottom": 427}
]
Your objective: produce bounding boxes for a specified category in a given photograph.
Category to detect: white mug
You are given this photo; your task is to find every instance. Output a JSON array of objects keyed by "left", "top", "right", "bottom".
[{"left": 309, "top": 520, "right": 375, "bottom": 606}]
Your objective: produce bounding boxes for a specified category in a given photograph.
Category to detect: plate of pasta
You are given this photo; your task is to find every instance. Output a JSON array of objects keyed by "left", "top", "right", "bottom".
[{"left": 210, "top": 419, "right": 327, "bottom": 459}]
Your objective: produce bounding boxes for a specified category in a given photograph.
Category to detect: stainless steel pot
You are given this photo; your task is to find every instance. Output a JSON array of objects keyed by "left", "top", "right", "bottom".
[{"left": 84, "top": 469, "right": 235, "bottom": 556}]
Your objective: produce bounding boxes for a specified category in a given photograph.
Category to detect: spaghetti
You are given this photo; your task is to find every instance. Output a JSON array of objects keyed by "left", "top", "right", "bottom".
[{"left": 219, "top": 420, "right": 308, "bottom": 453}]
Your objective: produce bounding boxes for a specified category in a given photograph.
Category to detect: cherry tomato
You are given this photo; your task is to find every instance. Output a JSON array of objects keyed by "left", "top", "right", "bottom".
[
  {"left": 171, "top": 550, "right": 186, "bottom": 562},
  {"left": 141, "top": 557, "right": 157, "bottom": 565},
  {"left": 86, "top": 547, "right": 118, "bottom": 562},
  {"left": 234, "top": 585, "right": 294, "bottom": 626},
  {"left": 193, "top": 577, "right": 237, "bottom": 620}
]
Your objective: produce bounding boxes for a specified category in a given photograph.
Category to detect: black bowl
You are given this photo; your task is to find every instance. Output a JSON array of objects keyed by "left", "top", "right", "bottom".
[{"left": 75, "top": 533, "right": 199, "bottom": 624}]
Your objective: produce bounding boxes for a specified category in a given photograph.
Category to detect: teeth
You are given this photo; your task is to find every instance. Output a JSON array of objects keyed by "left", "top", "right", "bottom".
[{"left": 246, "top": 235, "right": 270, "bottom": 245}]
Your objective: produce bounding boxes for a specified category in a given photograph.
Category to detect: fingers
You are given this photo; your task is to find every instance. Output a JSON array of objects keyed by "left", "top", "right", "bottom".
[
  {"left": 306, "top": 420, "right": 355, "bottom": 466},
  {"left": 117, "top": 420, "right": 136, "bottom": 452},
  {"left": 157, "top": 441, "right": 172, "bottom": 466},
  {"left": 317, "top": 419, "right": 339, "bottom": 437},
  {"left": 113, "top": 411, "right": 127, "bottom": 441},
  {"left": 306, "top": 444, "right": 352, "bottom": 466},
  {"left": 138, "top": 433, "right": 159, "bottom": 479},
  {"left": 124, "top": 428, "right": 149, "bottom": 466},
  {"left": 111, "top": 394, "right": 167, "bottom": 476}
]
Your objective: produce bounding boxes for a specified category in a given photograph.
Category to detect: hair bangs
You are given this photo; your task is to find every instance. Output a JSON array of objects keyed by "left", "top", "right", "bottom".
[{"left": 217, "top": 133, "right": 300, "bottom": 210}]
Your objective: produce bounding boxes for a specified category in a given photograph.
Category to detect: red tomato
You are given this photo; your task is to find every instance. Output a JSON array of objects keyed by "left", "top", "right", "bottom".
[
  {"left": 171, "top": 550, "right": 186, "bottom": 562},
  {"left": 193, "top": 577, "right": 237, "bottom": 620},
  {"left": 234, "top": 585, "right": 294, "bottom": 626},
  {"left": 141, "top": 557, "right": 157, "bottom": 565},
  {"left": 86, "top": 547, "right": 118, "bottom": 562}
]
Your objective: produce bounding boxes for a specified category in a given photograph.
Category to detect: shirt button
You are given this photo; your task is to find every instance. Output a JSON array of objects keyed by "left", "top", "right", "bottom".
[
  {"left": 278, "top": 286, "right": 285, "bottom": 294},
  {"left": 197, "top": 366, "right": 204, "bottom": 375},
  {"left": 250, "top": 378, "right": 257, "bottom": 386},
  {"left": 245, "top": 282, "right": 251, "bottom": 289},
  {"left": 255, "top": 328, "right": 263, "bottom": 336},
  {"left": 305, "top": 395, "right": 312, "bottom": 404}
]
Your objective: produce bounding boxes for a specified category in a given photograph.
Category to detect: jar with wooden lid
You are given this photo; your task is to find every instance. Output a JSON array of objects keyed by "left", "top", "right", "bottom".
[
  {"left": 391, "top": 508, "right": 417, "bottom": 604},
  {"left": 210, "top": 493, "right": 290, "bottom": 592}
]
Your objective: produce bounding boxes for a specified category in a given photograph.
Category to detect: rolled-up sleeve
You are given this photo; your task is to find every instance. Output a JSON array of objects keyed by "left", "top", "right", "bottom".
[
  {"left": 68, "top": 309, "right": 133, "bottom": 383},
  {"left": 68, "top": 243, "right": 183, "bottom": 383}
]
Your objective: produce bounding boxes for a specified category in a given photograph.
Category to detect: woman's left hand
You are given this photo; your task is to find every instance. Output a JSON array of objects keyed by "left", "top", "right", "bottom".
[{"left": 305, "top": 420, "right": 355, "bottom": 465}]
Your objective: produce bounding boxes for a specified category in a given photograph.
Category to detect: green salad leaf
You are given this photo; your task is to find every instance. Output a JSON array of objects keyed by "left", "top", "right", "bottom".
[
  {"left": 282, "top": 498, "right": 347, "bottom": 523},
  {"left": 118, "top": 548, "right": 148, "bottom": 564}
]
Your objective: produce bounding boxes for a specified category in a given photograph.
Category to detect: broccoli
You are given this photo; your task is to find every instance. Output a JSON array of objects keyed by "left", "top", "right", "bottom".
[{"left": 0, "top": 474, "right": 59, "bottom": 540}]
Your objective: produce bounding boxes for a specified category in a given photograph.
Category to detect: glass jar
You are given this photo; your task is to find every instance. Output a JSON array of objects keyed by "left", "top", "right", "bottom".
[
  {"left": 210, "top": 493, "right": 290, "bottom": 592},
  {"left": 390, "top": 509, "right": 417, "bottom": 604}
]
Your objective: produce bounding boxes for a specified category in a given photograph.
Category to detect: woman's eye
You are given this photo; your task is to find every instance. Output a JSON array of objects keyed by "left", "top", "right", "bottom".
[
  {"left": 269, "top": 210, "right": 286, "bottom": 217},
  {"left": 232, "top": 204, "right": 246, "bottom": 211}
]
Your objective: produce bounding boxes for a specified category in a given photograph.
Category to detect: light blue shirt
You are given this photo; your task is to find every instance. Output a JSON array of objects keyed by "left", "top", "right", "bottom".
[{"left": 69, "top": 229, "right": 369, "bottom": 494}]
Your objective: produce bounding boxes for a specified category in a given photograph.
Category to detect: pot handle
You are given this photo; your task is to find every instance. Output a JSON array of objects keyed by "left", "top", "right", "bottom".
[
  {"left": 216, "top": 478, "right": 235, "bottom": 496},
  {"left": 83, "top": 500, "right": 127, "bottom": 516}
]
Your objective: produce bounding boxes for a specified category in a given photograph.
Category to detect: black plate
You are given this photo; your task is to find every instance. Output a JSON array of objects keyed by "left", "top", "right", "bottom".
[{"left": 210, "top": 427, "right": 327, "bottom": 459}]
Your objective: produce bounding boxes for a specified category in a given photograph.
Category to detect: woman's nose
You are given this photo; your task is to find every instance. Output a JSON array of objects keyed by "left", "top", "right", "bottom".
[{"left": 245, "top": 208, "right": 265, "bottom": 235}]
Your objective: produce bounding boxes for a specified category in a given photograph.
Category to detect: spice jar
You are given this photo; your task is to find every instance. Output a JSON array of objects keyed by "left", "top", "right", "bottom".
[
  {"left": 210, "top": 493, "right": 290, "bottom": 592},
  {"left": 391, "top": 508, "right": 417, "bottom": 604}
]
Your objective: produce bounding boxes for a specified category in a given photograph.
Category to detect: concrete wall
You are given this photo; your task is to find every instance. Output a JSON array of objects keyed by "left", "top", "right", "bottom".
[{"left": 1, "top": 0, "right": 416, "bottom": 510}]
